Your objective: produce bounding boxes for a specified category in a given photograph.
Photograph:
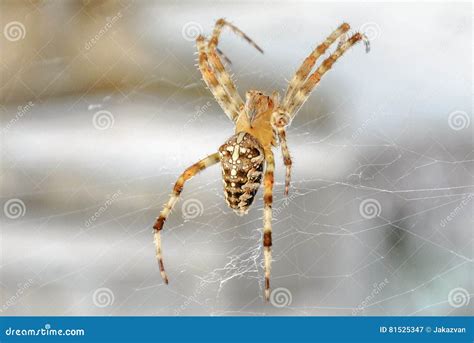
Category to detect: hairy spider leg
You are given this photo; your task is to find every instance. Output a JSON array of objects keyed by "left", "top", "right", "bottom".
[
  {"left": 285, "top": 32, "right": 366, "bottom": 116},
  {"left": 263, "top": 150, "right": 275, "bottom": 301},
  {"left": 153, "top": 153, "right": 220, "bottom": 284},
  {"left": 282, "top": 23, "right": 350, "bottom": 110}
]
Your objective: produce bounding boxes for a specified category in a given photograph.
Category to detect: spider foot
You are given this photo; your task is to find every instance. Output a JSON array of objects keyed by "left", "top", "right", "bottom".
[{"left": 160, "top": 270, "right": 169, "bottom": 285}]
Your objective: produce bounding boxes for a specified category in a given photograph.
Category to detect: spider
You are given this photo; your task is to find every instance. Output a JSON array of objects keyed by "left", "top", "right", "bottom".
[{"left": 153, "top": 19, "right": 369, "bottom": 301}]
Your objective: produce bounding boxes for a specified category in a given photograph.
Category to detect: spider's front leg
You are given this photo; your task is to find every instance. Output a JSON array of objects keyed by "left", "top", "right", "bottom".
[
  {"left": 272, "top": 111, "right": 293, "bottom": 196},
  {"left": 263, "top": 150, "right": 275, "bottom": 301},
  {"left": 282, "top": 23, "right": 368, "bottom": 117},
  {"left": 153, "top": 153, "right": 220, "bottom": 284}
]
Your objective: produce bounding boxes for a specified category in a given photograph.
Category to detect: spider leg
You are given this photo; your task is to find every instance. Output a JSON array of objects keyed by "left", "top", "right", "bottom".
[
  {"left": 263, "top": 150, "right": 275, "bottom": 301},
  {"left": 282, "top": 23, "right": 350, "bottom": 110},
  {"left": 197, "top": 19, "right": 263, "bottom": 125},
  {"left": 285, "top": 32, "right": 367, "bottom": 116},
  {"left": 277, "top": 127, "right": 292, "bottom": 196},
  {"left": 153, "top": 153, "right": 220, "bottom": 284},
  {"left": 209, "top": 18, "right": 263, "bottom": 54},
  {"left": 196, "top": 36, "right": 241, "bottom": 122}
]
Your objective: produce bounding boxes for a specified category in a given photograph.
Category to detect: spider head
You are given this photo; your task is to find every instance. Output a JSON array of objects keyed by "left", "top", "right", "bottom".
[{"left": 244, "top": 90, "right": 275, "bottom": 124}]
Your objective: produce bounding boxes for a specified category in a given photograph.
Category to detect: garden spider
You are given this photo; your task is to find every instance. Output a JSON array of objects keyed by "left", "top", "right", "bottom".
[{"left": 153, "top": 19, "right": 369, "bottom": 301}]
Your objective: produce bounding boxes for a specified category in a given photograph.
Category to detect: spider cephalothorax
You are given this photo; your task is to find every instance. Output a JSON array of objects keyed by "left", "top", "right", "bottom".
[{"left": 153, "top": 19, "right": 369, "bottom": 300}]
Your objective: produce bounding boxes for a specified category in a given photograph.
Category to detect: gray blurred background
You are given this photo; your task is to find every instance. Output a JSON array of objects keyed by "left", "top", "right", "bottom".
[{"left": 1, "top": 0, "right": 472, "bottom": 316}]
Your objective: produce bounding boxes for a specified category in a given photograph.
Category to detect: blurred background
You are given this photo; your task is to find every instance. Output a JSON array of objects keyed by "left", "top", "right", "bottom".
[{"left": 1, "top": 0, "right": 472, "bottom": 316}]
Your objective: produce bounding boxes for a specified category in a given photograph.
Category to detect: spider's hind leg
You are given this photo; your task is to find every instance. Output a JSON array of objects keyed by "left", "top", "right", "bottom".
[
  {"left": 263, "top": 151, "right": 275, "bottom": 301},
  {"left": 153, "top": 153, "right": 220, "bottom": 284}
]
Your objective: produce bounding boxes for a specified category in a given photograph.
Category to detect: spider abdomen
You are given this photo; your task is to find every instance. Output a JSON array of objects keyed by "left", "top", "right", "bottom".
[{"left": 219, "top": 132, "right": 265, "bottom": 215}]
